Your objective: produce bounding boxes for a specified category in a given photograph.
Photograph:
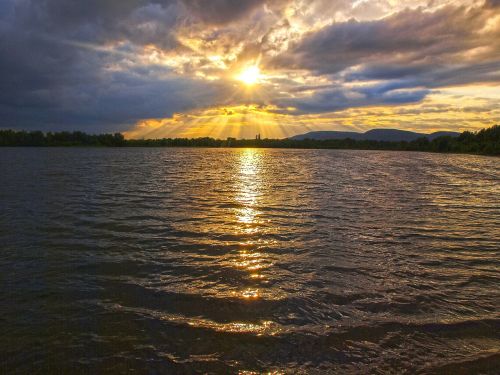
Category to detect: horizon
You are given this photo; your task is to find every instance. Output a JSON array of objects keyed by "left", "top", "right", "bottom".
[
  {"left": 1, "top": 1, "right": 499, "bottom": 138},
  {"left": 0, "top": 125, "right": 475, "bottom": 140}
]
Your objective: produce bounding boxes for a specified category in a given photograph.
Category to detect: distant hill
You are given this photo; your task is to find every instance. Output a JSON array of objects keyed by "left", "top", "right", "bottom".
[{"left": 290, "top": 129, "right": 460, "bottom": 142}]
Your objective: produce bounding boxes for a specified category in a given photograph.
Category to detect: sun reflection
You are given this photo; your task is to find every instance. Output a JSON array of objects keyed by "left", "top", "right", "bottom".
[
  {"left": 241, "top": 289, "right": 260, "bottom": 299},
  {"left": 250, "top": 274, "right": 265, "bottom": 279},
  {"left": 233, "top": 149, "right": 270, "bottom": 299},
  {"left": 235, "top": 149, "right": 261, "bottom": 225},
  {"left": 237, "top": 207, "right": 257, "bottom": 225}
]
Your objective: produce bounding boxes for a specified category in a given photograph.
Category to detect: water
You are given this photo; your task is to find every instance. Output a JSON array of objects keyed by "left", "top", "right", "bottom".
[{"left": 1, "top": 147, "right": 499, "bottom": 374}]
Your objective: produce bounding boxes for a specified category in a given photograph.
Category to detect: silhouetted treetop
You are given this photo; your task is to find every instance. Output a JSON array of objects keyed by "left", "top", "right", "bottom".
[{"left": 0, "top": 125, "right": 498, "bottom": 155}]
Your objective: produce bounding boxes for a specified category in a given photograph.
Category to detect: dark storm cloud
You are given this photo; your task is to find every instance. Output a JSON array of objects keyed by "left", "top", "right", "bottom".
[
  {"left": 0, "top": 62, "right": 233, "bottom": 131},
  {"left": 13, "top": 0, "right": 182, "bottom": 48},
  {"left": 275, "top": 7, "right": 490, "bottom": 74},
  {"left": 484, "top": 0, "right": 500, "bottom": 7},
  {"left": 0, "top": 0, "right": 234, "bottom": 131},
  {"left": 272, "top": 3, "right": 500, "bottom": 76},
  {"left": 181, "top": 0, "right": 267, "bottom": 25},
  {"left": 275, "top": 84, "right": 430, "bottom": 114}
]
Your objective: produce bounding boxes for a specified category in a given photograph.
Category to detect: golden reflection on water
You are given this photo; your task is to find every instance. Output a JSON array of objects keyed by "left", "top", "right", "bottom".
[
  {"left": 235, "top": 148, "right": 261, "bottom": 224},
  {"left": 234, "top": 149, "right": 269, "bottom": 299}
]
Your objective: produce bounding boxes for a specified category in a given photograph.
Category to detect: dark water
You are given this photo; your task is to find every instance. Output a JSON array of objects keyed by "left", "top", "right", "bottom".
[{"left": 1, "top": 148, "right": 499, "bottom": 374}]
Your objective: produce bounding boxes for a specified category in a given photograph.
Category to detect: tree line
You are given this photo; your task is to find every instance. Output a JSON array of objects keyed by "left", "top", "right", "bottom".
[
  {"left": 0, "top": 125, "right": 498, "bottom": 155},
  {"left": 0, "top": 130, "right": 126, "bottom": 147}
]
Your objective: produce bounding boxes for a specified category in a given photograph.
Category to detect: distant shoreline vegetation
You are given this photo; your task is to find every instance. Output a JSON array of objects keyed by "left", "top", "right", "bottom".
[{"left": 0, "top": 125, "right": 498, "bottom": 155}]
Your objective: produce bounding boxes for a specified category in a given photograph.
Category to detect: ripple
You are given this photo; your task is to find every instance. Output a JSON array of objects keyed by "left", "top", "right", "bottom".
[{"left": 1, "top": 147, "right": 499, "bottom": 373}]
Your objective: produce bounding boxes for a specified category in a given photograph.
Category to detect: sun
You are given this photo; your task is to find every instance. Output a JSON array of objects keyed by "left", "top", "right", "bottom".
[{"left": 237, "top": 65, "right": 261, "bottom": 86}]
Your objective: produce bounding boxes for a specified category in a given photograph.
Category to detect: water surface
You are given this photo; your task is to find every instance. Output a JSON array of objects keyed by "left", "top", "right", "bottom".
[{"left": 1, "top": 148, "right": 499, "bottom": 374}]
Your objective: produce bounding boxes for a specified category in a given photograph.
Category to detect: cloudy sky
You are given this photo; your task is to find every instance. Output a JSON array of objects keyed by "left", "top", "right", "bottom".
[{"left": 1, "top": 0, "right": 499, "bottom": 138}]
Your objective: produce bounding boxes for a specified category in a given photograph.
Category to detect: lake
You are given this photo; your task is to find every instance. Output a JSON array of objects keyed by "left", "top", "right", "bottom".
[{"left": 1, "top": 148, "right": 499, "bottom": 374}]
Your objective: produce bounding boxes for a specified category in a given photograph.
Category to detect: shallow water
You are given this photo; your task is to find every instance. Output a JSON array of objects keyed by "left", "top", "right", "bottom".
[{"left": 1, "top": 147, "right": 499, "bottom": 374}]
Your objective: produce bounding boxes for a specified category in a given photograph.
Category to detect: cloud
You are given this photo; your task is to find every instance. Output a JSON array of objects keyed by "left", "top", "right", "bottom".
[
  {"left": 272, "top": 2, "right": 500, "bottom": 73},
  {"left": 264, "top": 1, "right": 500, "bottom": 114},
  {"left": 0, "top": 0, "right": 498, "bottom": 134},
  {"left": 180, "top": 0, "right": 268, "bottom": 25},
  {"left": 0, "top": 0, "right": 227, "bottom": 131},
  {"left": 273, "top": 84, "right": 430, "bottom": 114}
]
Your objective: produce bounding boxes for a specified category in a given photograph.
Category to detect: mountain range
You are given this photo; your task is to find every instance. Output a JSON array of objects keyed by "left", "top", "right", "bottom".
[{"left": 290, "top": 129, "right": 460, "bottom": 142}]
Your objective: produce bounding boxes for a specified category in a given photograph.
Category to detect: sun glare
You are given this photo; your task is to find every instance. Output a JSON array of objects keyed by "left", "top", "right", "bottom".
[{"left": 237, "top": 65, "right": 261, "bottom": 85}]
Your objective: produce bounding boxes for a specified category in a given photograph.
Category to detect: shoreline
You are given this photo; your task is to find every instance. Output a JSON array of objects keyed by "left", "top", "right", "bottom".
[
  {"left": 1, "top": 125, "right": 498, "bottom": 156},
  {"left": 1, "top": 145, "right": 498, "bottom": 157}
]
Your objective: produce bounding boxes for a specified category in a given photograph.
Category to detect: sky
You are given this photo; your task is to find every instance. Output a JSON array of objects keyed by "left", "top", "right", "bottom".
[{"left": 0, "top": 0, "right": 499, "bottom": 139}]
